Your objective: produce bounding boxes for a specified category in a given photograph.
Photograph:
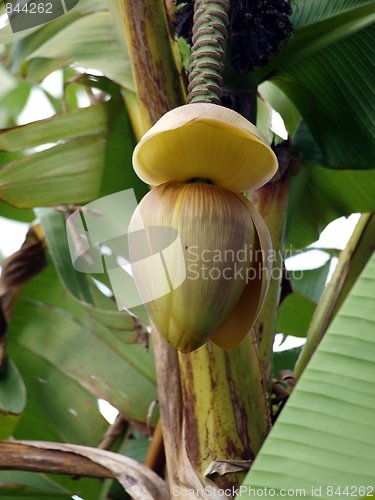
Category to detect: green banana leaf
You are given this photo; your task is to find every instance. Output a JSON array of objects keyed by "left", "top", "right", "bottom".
[
  {"left": 258, "top": 81, "right": 301, "bottom": 136},
  {"left": 0, "top": 358, "right": 26, "bottom": 439},
  {"left": 9, "top": 11, "right": 83, "bottom": 75},
  {"left": 19, "top": 11, "right": 133, "bottom": 90},
  {"left": 0, "top": 135, "right": 104, "bottom": 207},
  {"left": 10, "top": 343, "right": 108, "bottom": 445},
  {"left": 0, "top": 103, "right": 107, "bottom": 151},
  {"left": 240, "top": 251, "right": 375, "bottom": 498},
  {"left": 286, "top": 122, "right": 375, "bottom": 248},
  {"left": 46, "top": 474, "right": 103, "bottom": 500},
  {"left": 0, "top": 78, "right": 148, "bottom": 210},
  {"left": 257, "top": 0, "right": 375, "bottom": 170},
  {"left": 7, "top": 253, "right": 157, "bottom": 425},
  {"left": 0, "top": 471, "right": 72, "bottom": 499},
  {"left": 36, "top": 208, "right": 149, "bottom": 330},
  {"left": 0, "top": 107, "right": 106, "bottom": 207}
]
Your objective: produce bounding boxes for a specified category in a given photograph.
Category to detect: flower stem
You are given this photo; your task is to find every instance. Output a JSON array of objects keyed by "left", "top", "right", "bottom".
[{"left": 188, "top": 0, "right": 231, "bottom": 104}]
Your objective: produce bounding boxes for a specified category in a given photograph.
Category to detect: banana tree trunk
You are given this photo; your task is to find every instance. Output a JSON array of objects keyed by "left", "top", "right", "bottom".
[{"left": 178, "top": 336, "right": 271, "bottom": 489}]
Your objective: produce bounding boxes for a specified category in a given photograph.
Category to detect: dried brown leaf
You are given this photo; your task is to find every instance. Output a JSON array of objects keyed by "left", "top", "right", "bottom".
[
  {"left": 0, "top": 226, "right": 47, "bottom": 321},
  {"left": 10, "top": 440, "right": 169, "bottom": 500}
]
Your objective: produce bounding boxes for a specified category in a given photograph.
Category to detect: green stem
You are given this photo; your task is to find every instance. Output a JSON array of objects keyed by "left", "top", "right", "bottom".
[
  {"left": 222, "top": 60, "right": 258, "bottom": 124},
  {"left": 178, "top": 335, "right": 271, "bottom": 488},
  {"left": 294, "top": 212, "right": 375, "bottom": 379},
  {"left": 250, "top": 171, "right": 291, "bottom": 390},
  {"left": 188, "top": 0, "right": 231, "bottom": 104}
]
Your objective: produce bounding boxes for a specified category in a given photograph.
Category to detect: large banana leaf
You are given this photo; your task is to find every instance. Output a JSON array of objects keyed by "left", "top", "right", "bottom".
[
  {"left": 257, "top": 0, "right": 375, "bottom": 170},
  {"left": 0, "top": 135, "right": 104, "bottom": 207},
  {"left": 286, "top": 122, "right": 375, "bottom": 248},
  {"left": 10, "top": 10, "right": 133, "bottom": 90},
  {"left": 0, "top": 471, "right": 101, "bottom": 500},
  {"left": 0, "top": 103, "right": 107, "bottom": 150},
  {"left": 10, "top": 343, "right": 108, "bottom": 445},
  {"left": 7, "top": 255, "right": 158, "bottom": 426},
  {"left": 239, "top": 251, "right": 375, "bottom": 498},
  {"left": 0, "top": 102, "right": 106, "bottom": 208},
  {"left": 9, "top": 10, "right": 83, "bottom": 75},
  {"left": 0, "top": 78, "right": 147, "bottom": 209},
  {"left": 36, "top": 208, "right": 149, "bottom": 330},
  {"left": 9, "top": 254, "right": 157, "bottom": 422}
]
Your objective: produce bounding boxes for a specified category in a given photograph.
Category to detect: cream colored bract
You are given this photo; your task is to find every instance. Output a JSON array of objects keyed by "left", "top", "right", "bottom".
[
  {"left": 129, "top": 181, "right": 272, "bottom": 353},
  {"left": 133, "top": 103, "right": 278, "bottom": 192}
]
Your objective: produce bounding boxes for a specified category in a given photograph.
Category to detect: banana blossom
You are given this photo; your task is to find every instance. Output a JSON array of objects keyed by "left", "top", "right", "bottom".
[{"left": 129, "top": 104, "right": 278, "bottom": 353}]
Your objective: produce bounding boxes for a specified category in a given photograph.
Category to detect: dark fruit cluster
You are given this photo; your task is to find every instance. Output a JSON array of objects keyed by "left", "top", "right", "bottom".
[
  {"left": 173, "top": 0, "right": 294, "bottom": 73},
  {"left": 229, "top": 0, "right": 293, "bottom": 72}
]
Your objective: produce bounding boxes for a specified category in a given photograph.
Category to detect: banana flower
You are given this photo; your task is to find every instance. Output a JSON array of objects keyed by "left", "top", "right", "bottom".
[{"left": 129, "top": 104, "right": 278, "bottom": 353}]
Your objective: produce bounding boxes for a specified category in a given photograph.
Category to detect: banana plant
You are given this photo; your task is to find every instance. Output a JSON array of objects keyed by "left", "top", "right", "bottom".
[{"left": 0, "top": 0, "right": 375, "bottom": 499}]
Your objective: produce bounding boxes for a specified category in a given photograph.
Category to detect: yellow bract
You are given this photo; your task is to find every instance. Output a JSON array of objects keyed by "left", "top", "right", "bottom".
[{"left": 133, "top": 103, "right": 278, "bottom": 192}]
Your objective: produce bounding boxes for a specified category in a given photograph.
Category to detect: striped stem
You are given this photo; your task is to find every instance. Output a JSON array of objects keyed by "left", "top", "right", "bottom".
[{"left": 188, "top": 0, "right": 231, "bottom": 104}]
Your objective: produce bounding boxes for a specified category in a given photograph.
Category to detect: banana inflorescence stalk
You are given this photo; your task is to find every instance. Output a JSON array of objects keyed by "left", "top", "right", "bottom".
[{"left": 188, "top": 0, "right": 231, "bottom": 104}]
